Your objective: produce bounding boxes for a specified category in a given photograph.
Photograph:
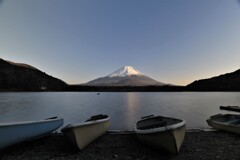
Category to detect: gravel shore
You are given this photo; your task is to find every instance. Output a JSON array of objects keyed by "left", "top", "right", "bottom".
[{"left": 0, "top": 131, "right": 239, "bottom": 160}]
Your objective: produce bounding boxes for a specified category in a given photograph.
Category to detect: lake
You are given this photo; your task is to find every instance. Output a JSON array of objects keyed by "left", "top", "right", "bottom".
[{"left": 0, "top": 92, "right": 239, "bottom": 130}]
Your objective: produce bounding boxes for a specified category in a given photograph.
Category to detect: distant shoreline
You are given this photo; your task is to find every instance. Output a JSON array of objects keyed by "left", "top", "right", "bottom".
[
  {"left": 1, "top": 85, "right": 240, "bottom": 92},
  {"left": 65, "top": 85, "right": 240, "bottom": 92}
]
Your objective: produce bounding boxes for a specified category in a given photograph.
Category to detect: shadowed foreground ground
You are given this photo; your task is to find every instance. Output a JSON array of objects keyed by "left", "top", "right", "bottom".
[{"left": 0, "top": 131, "right": 239, "bottom": 160}]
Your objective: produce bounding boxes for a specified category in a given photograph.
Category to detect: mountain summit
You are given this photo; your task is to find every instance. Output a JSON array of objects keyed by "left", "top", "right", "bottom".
[
  {"left": 108, "top": 66, "right": 143, "bottom": 77},
  {"left": 85, "top": 66, "right": 166, "bottom": 86}
]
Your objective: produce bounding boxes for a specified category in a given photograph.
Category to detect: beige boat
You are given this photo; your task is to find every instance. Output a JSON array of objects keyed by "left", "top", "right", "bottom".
[
  {"left": 207, "top": 114, "right": 240, "bottom": 134},
  {"left": 61, "top": 114, "right": 110, "bottom": 150},
  {"left": 135, "top": 115, "right": 186, "bottom": 154}
]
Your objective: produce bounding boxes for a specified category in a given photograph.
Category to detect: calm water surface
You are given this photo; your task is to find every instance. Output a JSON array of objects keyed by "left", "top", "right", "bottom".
[{"left": 0, "top": 92, "right": 239, "bottom": 130}]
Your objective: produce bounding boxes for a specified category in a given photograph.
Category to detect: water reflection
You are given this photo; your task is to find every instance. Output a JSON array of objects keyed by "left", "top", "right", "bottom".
[{"left": 125, "top": 92, "right": 141, "bottom": 129}]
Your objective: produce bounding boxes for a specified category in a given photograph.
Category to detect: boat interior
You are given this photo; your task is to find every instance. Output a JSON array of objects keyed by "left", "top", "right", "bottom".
[
  {"left": 137, "top": 116, "right": 182, "bottom": 130},
  {"left": 46, "top": 116, "right": 58, "bottom": 120},
  {"left": 85, "top": 114, "right": 108, "bottom": 122},
  {"left": 212, "top": 114, "right": 240, "bottom": 125}
]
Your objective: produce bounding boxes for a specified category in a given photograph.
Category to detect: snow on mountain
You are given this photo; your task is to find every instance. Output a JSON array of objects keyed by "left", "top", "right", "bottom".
[
  {"left": 85, "top": 66, "right": 166, "bottom": 86},
  {"left": 108, "top": 66, "right": 143, "bottom": 77}
]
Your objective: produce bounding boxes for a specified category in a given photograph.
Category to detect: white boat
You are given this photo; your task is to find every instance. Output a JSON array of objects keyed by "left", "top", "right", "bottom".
[
  {"left": 135, "top": 115, "right": 186, "bottom": 154},
  {"left": 207, "top": 114, "right": 240, "bottom": 134},
  {"left": 61, "top": 114, "right": 110, "bottom": 150},
  {"left": 0, "top": 116, "right": 64, "bottom": 150}
]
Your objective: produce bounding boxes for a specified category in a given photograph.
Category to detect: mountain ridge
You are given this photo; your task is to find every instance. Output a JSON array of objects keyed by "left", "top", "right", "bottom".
[
  {"left": 0, "top": 58, "right": 67, "bottom": 91},
  {"left": 1, "top": 58, "right": 240, "bottom": 91},
  {"left": 186, "top": 69, "right": 240, "bottom": 91}
]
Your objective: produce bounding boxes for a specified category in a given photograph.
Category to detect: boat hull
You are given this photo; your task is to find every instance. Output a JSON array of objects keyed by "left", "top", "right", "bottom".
[
  {"left": 207, "top": 114, "right": 240, "bottom": 134},
  {"left": 62, "top": 116, "right": 110, "bottom": 150},
  {"left": 0, "top": 117, "right": 63, "bottom": 150},
  {"left": 135, "top": 115, "right": 186, "bottom": 154}
]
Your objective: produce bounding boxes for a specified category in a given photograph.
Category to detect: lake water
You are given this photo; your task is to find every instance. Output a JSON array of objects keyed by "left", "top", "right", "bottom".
[{"left": 0, "top": 92, "right": 239, "bottom": 130}]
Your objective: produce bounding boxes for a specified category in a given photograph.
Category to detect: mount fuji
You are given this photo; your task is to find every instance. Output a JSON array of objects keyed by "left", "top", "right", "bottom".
[{"left": 84, "top": 66, "right": 166, "bottom": 86}]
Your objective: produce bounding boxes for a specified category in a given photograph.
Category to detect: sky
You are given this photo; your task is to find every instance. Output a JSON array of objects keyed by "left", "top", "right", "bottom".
[{"left": 0, "top": 0, "right": 240, "bottom": 85}]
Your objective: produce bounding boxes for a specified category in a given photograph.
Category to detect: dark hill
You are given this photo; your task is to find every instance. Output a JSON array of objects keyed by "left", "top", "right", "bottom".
[
  {"left": 186, "top": 69, "right": 240, "bottom": 91},
  {"left": 0, "top": 58, "right": 67, "bottom": 91}
]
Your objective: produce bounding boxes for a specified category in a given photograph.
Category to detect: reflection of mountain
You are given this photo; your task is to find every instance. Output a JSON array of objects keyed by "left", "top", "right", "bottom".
[
  {"left": 85, "top": 66, "right": 166, "bottom": 86},
  {"left": 187, "top": 69, "right": 240, "bottom": 91},
  {"left": 0, "top": 58, "right": 67, "bottom": 91}
]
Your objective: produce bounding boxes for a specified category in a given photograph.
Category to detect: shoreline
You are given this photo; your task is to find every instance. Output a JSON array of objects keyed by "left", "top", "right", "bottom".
[{"left": 0, "top": 131, "right": 239, "bottom": 160}]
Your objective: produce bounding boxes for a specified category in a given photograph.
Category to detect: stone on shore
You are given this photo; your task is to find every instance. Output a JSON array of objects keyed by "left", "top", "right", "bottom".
[{"left": 0, "top": 131, "right": 239, "bottom": 160}]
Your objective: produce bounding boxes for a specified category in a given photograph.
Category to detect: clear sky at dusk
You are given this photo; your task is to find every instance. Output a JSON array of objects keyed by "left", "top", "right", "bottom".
[{"left": 0, "top": 0, "right": 240, "bottom": 85}]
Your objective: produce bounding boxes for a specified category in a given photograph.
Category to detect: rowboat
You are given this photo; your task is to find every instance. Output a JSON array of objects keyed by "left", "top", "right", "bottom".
[
  {"left": 206, "top": 114, "right": 240, "bottom": 134},
  {"left": 219, "top": 106, "right": 240, "bottom": 112},
  {"left": 61, "top": 114, "right": 110, "bottom": 150},
  {"left": 135, "top": 115, "right": 186, "bottom": 154},
  {"left": 0, "top": 116, "right": 64, "bottom": 150}
]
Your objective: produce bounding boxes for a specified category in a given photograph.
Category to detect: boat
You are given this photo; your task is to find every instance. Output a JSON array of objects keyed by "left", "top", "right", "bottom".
[
  {"left": 135, "top": 115, "right": 186, "bottom": 154},
  {"left": 219, "top": 106, "right": 240, "bottom": 112},
  {"left": 206, "top": 114, "right": 240, "bottom": 134},
  {"left": 0, "top": 116, "right": 64, "bottom": 150},
  {"left": 61, "top": 114, "right": 110, "bottom": 150}
]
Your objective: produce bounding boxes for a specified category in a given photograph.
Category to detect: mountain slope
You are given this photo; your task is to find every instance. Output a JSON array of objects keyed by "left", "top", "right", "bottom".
[
  {"left": 186, "top": 69, "right": 240, "bottom": 91},
  {"left": 0, "top": 58, "right": 67, "bottom": 91},
  {"left": 85, "top": 66, "right": 166, "bottom": 86}
]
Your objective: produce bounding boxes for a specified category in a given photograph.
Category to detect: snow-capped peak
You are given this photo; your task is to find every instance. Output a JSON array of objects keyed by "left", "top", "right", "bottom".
[{"left": 108, "top": 66, "right": 144, "bottom": 77}]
